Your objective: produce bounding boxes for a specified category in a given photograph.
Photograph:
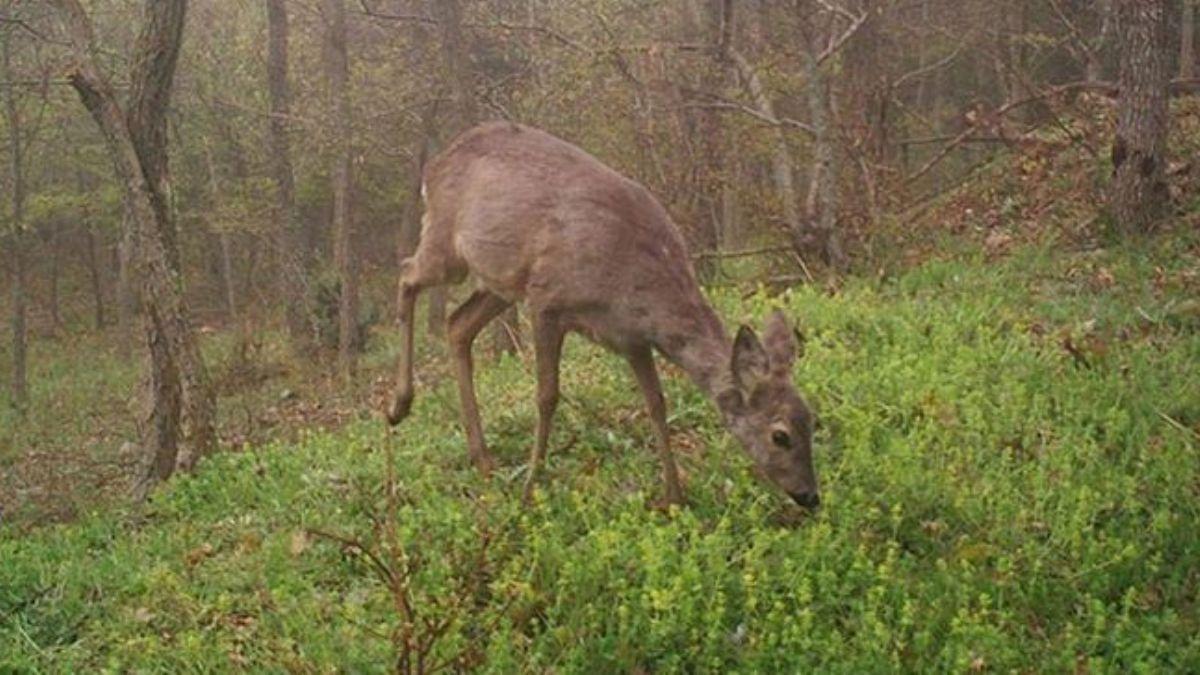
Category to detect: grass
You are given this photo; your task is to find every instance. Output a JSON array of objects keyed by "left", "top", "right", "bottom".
[{"left": 2, "top": 230, "right": 1198, "bottom": 672}]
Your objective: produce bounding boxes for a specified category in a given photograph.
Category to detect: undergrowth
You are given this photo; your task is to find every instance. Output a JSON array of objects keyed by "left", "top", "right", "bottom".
[{"left": 2, "top": 230, "right": 1198, "bottom": 672}]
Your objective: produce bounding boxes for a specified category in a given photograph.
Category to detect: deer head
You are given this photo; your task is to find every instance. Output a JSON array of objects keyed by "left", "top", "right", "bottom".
[{"left": 717, "top": 311, "right": 819, "bottom": 508}]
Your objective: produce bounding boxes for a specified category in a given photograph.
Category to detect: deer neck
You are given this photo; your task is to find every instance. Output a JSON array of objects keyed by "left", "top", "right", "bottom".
[{"left": 656, "top": 303, "right": 735, "bottom": 401}]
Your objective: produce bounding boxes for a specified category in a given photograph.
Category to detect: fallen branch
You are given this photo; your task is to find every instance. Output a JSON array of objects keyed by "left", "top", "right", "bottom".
[{"left": 693, "top": 245, "right": 796, "bottom": 260}]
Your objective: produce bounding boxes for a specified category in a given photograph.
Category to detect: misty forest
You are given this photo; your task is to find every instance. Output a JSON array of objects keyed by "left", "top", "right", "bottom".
[{"left": 2, "top": 0, "right": 1199, "bottom": 671}]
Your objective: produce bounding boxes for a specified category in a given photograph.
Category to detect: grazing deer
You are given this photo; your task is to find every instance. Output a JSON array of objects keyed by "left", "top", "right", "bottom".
[{"left": 386, "top": 122, "right": 819, "bottom": 508}]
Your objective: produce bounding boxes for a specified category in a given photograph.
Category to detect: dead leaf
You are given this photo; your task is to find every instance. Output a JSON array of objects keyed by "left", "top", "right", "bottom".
[
  {"left": 238, "top": 531, "right": 262, "bottom": 554},
  {"left": 290, "top": 530, "right": 310, "bottom": 557},
  {"left": 984, "top": 231, "right": 1013, "bottom": 255},
  {"left": 184, "top": 542, "right": 215, "bottom": 567}
]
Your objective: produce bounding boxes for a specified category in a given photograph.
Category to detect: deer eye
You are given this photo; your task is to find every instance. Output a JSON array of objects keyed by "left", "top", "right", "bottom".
[{"left": 771, "top": 430, "right": 791, "bottom": 448}]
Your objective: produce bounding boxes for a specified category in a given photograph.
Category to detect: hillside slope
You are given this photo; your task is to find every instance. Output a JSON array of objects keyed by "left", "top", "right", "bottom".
[{"left": 3, "top": 231, "right": 1198, "bottom": 671}]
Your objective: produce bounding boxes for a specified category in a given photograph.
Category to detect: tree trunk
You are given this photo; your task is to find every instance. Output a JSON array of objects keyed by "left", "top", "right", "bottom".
[
  {"left": 1111, "top": 0, "right": 1171, "bottom": 234},
  {"left": 323, "top": 0, "right": 359, "bottom": 377},
  {"left": 74, "top": 158, "right": 107, "bottom": 331},
  {"left": 219, "top": 235, "right": 238, "bottom": 318},
  {"left": 803, "top": 45, "right": 846, "bottom": 269},
  {"left": 998, "top": 1, "right": 1027, "bottom": 107},
  {"left": 266, "top": 0, "right": 313, "bottom": 348},
  {"left": 432, "top": 0, "right": 479, "bottom": 125},
  {"left": 47, "top": 226, "right": 62, "bottom": 332},
  {"left": 719, "top": 0, "right": 842, "bottom": 268},
  {"left": 1088, "top": 0, "right": 1115, "bottom": 82},
  {"left": 681, "top": 0, "right": 726, "bottom": 282},
  {"left": 2, "top": 22, "right": 28, "bottom": 412},
  {"left": 83, "top": 222, "right": 107, "bottom": 330},
  {"left": 1183, "top": 0, "right": 1195, "bottom": 80},
  {"left": 52, "top": 0, "right": 217, "bottom": 491},
  {"left": 202, "top": 137, "right": 239, "bottom": 319},
  {"left": 728, "top": 50, "right": 802, "bottom": 248}
]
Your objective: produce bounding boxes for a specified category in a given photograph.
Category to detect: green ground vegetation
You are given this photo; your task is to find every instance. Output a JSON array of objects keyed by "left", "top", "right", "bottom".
[{"left": 3, "top": 229, "right": 1198, "bottom": 672}]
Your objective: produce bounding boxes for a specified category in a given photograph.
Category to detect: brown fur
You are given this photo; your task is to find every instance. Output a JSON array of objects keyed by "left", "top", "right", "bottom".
[{"left": 387, "top": 122, "right": 819, "bottom": 507}]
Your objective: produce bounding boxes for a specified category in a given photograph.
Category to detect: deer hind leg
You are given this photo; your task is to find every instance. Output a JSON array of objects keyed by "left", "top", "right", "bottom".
[
  {"left": 627, "top": 346, "right": 684, "bottom": 506},
  {"left": 523, "top": 312, "right": 566, "bottom": 503},
  {"left": 447, "top": 290, "right": 511, "bottom": 474}
]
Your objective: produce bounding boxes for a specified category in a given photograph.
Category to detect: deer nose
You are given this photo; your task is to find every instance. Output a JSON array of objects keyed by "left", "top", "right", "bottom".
[{"left": 790, "top": 491, "right": 820, "bottom": 509}]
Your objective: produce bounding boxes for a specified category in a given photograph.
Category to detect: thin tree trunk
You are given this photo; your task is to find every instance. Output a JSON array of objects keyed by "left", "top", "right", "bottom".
[
  {"left": 47, "top": 226, "right": 62, "bottom": 332},
  {"left": 914, "top": 0, "right": 932, "bottom": 110},
  {"left": 1183, "top": 0, "right": 1195, "bottom": 80},
  {"left": 2, "top": 21, "right": 28, "bottom": 412},
  {"left": 266, "top": 0, "right": 312, "bottom": 348},
  {"left": 719, "top": 0, "right": 838, "bottom": 268},
  {"left": 52, "top": 0, "right": 217, "bottom": 491},
  {"left": 1089, "top": 0, "right": 1115, "bottom": 82},
  {"left": 1111, "top": 0, "right": 1171, "bottom": 234},
  {"left": 731, "top": 51, "right": 802, "bottom": 246},
  {"left": 74, "top": 158, "right": 108, "bottom": 331},
  {"left": 220, "top": 235, "right": 238, "bottom": 317},
  {"left": 83, "top": 222, "right": 106, "bottom": 330},
  {"left": 202, "top": 137, "right": 238, "bottom": 319},
  {"left": 804, "top": 45, "right": 845, "bottom": 268},
  {"left": 721, "top": 177, "right": 740, "bottom": 248},
  {"left": 323, "top": 0, "right": 359, "bottom": 376},
  {"left": 682, "top": 0, "right": 725, "bottom": 281},
  {"left": 432, "top": 0, "right": 479, "bottom": 124}
]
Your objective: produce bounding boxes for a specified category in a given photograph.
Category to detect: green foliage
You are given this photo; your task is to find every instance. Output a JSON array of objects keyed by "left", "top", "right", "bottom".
[{"left": 2, "top": 238, "right": 1198, "bottom": 671}]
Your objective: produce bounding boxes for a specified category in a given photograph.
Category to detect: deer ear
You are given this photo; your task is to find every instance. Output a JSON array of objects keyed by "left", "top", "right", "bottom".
[
  {"left": 716, "top": 387, "right": 745, "bottom": 415},
  {"left": 761, "top": 310, "right": 798, "bottom": 372},
  {"left": 732, "top": 324, "right": 771, "bottom": 390}
]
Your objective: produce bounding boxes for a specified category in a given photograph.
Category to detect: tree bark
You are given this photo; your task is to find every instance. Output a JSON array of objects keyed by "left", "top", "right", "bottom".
[
  {"left": 431, "top": 0, "right": 479, "bottom": 125},
  {"left": 83, "top": 219, "right": 107, "bottom": 330},
  {"left": 47, "top": 225, "right": 62, "bottom": 332},
  {"left": 1111, "top": 0, "right": 1171, "bottom": 234},
  {"left": 202, "top": 139, "right": 238, "bottom": 319},
  {"left": 2, "top": 20, "right": 28, "bottom": 413},
  {"left": 51, "top": 0, "right": 216, "bottom": 491},
  {"left": 803, "top": 44, "right": 846, "bottom": 268},
  {"left": 1088, "top": 0, "right": 1115, "bottom": 83},
  {"left": 719, "top": 0, "right": 844, "bottom": 268},
  {"left": 1183, "top": 0, "right": 1195, "bottom": 81},
  {"left": 266, "top": 0, "right": 313, "bottom": 348},
  {"left": 323, "top": 0, "right": 359, "bottom": 377}
]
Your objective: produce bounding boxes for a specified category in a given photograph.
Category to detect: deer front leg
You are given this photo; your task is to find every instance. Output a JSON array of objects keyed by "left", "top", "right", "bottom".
[
  {"left": 447, "top": 290, "right": 511, "bottom": 474},
  {"left": 386, "top": 270, "right": 421, "bottom": 426},
  {"left": 524, "top": 313, "right": 565, "bottom": 503},
  {"left": 628, "top": 346, "right": 684, "bottom": 506}
]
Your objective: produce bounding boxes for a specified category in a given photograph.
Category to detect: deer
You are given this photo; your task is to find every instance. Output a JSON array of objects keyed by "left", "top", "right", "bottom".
[{"left": 386, "top": 121, "right": 819, "bottom": 508}]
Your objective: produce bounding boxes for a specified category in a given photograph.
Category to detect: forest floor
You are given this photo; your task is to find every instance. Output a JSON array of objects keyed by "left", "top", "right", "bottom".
[
  {"left": 3, "top": 227, "right": 1198, "bottom": 670},
  {"left": 3, "top": 104, "right": 1200, "bottom": 670}
]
